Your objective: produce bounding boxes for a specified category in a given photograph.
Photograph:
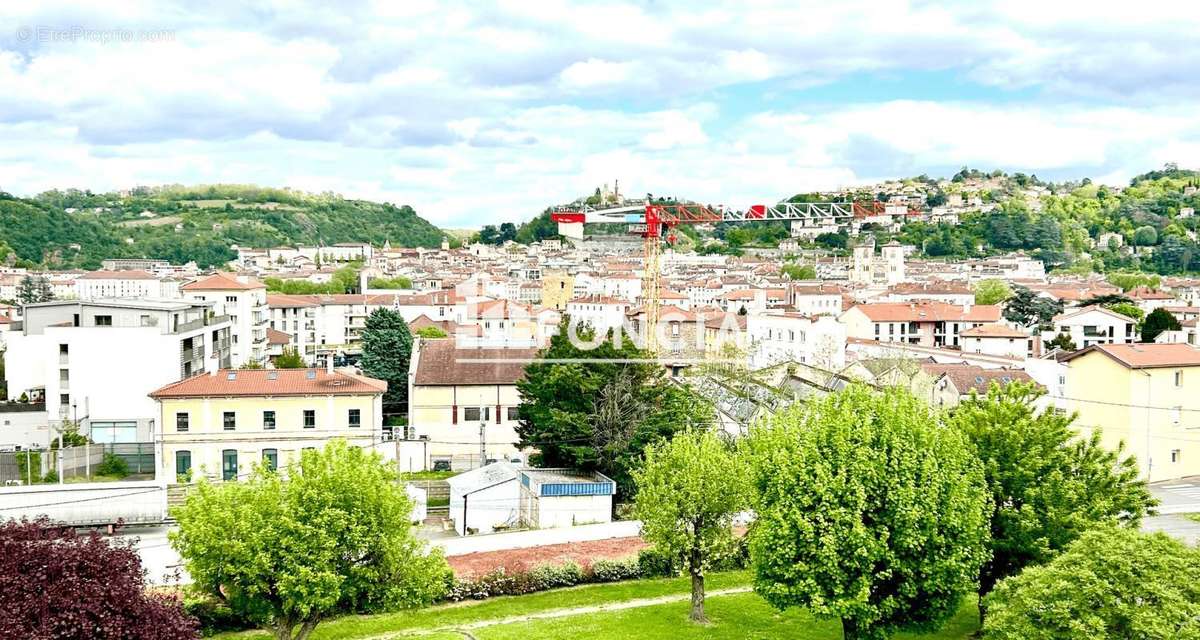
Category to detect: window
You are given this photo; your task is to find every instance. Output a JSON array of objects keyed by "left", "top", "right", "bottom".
[
  {"left": 175, "top": 450, "right": 191, "bottom": 477},
  {"left": 303, "top": 410, "right": 316, "bottom": 429},
  {"left": 507, "top": 406, "right": 520, "bottom": 421},
  {"left": 222, "top": 450, "right": 238, "bottom": 481},
  {"left": 175, "top": 412, "right": 189, "bottom": 432},
  {"left": 223, "top": 411, "right": 236, "bottom": 431},
  {"left": 348, "top": 409, "right": 361, "bottom": 428},
  {"left": 1172, "top": 449, "right": 1182, "bottom": 463},
  {"left": 1176, "top": 370, "right": 1184, "bottom": 387},
  {"left": 59, "top": 344, "right": 68, "bottom": 355},
  {"left": 94, "top": 315, "right": 112, "bottom": 326},
  {"left": 262, "top": 448, "right": 278, "bottom": 472},
  {"left": 139, "top": 314, "right": 153, "bottom": 327},
  {"left": 263, "top": 410, "right": 275, "bottom": 430},
  {"left": 464, "top": 407, "right": 490, "bottom": 422},
  {"left": 225, "top": 295, "right": 237, "bottom": 303}
]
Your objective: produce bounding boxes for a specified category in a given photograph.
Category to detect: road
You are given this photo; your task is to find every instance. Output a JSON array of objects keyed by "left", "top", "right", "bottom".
[
  {"left": 1144, "top": 478, "right": 1200, "bottom": 544},
  {"left": 116, "top": 525, "right": 188, "bottom": 586}
]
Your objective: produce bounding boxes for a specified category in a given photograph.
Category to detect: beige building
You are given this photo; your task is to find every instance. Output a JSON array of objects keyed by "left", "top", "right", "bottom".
[
  {"left": 407, "top": 339, "right": 538, "bottom": 469},
  {"left": 1062, "top": 343, "right": 1200, "bottom": 482},
  {"left": 151, "top": 368, "right": 385, "bottom": 482},
  {"left": 541, "top": 271, "right": 575, "bottom": 311}
]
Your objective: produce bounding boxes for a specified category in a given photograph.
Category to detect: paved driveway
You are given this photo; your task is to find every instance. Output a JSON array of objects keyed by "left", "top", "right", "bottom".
[{"left": 1144, "top": 478, "right": 1200, "bottom": 544}]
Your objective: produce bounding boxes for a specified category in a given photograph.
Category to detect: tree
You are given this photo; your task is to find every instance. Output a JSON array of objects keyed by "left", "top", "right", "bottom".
[
  {"left": 17, "top": 274, "right": 53, "bottom": 305},
  {"left": 171, "top": 441, "right": 449, "bottom": 640},
  {"left": 634, "top": 429, "right": 746, "bottom": 623},
  {"left": 478, "top": 224, "right": 500, "bottom": 244},
  {"left": 984, "top": 527, "right": 1200, "bottom": 640},
  {"left": 974, "top": 278, "right": 1013, "bottom": 305},
  {"left": 746, "top": 386, "right": 990, "bottom": 640},
  {"left": 1133, "top": 225, "right": 1159, "bottom": 246},
  {"left": 1003, "top": 285, "right": 1063, "bottom": 329},
  {"left": 361, "top": 308, "right": 413, "bottom": 411},
  {"left": 1105, "top": 302, "right": 1144, "bottom": 325},
  {"left": 780, "top": 263, "right": 816, "bottom": 280},
  {"left": 0, "top": 517, "right": 198, "bottom": 640},
  {"left": 950, "top": 383, "right": 1154, "bottom": 622},
  {"left": 273, "top": 347, "right": 306, "bottom": 369},
  {"left": 414, "top": 326, "right": 447, "bottom": 339},
  {"left": 516, "top": 316, "right": 701, "bottom": 497},
  {"left": 1046, "top": 333, "right": 1076, "bottom": 352},
  {"left": 1142, "top": 307, "right": 1182, "bottom": 342}
]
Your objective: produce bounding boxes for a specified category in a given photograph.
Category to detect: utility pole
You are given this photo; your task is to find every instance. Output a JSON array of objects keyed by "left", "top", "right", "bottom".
[{"left": 479, "top": 414, "right": 487, "bottom": 468}]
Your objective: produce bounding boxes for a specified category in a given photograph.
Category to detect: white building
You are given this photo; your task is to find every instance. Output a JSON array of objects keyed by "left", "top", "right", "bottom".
[
  {"left": 789, "top": 284, "right": 844, "bottom": 316},
  {"left": 960, "top": 324, "right": 1039, "bottom": 358},
  {"left": 447, "top": 462, "right": 521, "bottom": 536},
  {"left": 182, "top": 273, "right": 269, "bottom": 366},
  {"left": 747, "top": 312, "right": 847, "bottom": 369},
  {"left": 517, "top": 468, "right": 614, "bottom": 530},
  {"left": 75, "top": 270, "right": 171, "bottom": 300},
  {"left": 565, "top": 295, "right": 632, "bottom": 335},
  {"left": 4, "top": 299, "right": 232, "bottom": 442},
  {"left": 1046, "top": 305, "right": 1137, "bottom": 349}
]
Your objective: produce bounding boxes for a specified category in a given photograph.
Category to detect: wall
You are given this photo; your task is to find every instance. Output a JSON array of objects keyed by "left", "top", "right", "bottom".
[
  {"left": 435, "top": 519, "right": 641, "bottom": 557},
  {"left": 449, "top": 478, "right": 520, "bottom": 536},
  {"left": 0, "top": 480, "right": 166, "bottom": 526}
]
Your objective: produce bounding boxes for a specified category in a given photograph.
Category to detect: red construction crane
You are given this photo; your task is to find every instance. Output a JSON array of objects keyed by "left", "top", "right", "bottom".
[{"left": 550, "top": 198, "right": 919, "bottom": 352}]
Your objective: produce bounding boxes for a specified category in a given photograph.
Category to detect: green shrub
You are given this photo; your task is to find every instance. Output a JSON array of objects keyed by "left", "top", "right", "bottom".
[
  {"left": 182, "top": 591, "right": 254, "bottom": 636},
  {"left": 96, "top": 453, "right": 130, "bottom": 478},
  {"left": 637, "top": 547, "right": 677, "bottom": 578},
  {"left": 590, "top": 557, "right": 641, "bottom": 582}
]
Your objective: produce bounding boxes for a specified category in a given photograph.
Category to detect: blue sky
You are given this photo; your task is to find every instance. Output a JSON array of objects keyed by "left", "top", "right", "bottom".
[{"left": 1, "top": 1, "right": 1198, "bottom": 228}]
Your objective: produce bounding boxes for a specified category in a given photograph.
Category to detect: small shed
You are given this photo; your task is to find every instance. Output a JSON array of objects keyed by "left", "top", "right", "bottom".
[
  {"left": 447, "top": 462, "right": 520, "bottom": 536},
  {"left": 518, "top": 468, "right": 615, "bottom": 530}
]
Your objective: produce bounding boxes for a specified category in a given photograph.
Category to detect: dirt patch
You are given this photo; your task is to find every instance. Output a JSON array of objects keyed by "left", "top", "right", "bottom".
[{"left": 447, "top": 536, "right": 648, "bottom": 577}]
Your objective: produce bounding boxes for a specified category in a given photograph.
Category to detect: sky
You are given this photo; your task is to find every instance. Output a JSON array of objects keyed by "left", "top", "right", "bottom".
[{"left": 1, "top": 1, "right": 1199, "bottom": 229}]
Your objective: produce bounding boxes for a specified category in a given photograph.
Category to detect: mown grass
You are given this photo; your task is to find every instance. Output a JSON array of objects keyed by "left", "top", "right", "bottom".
[{"left": 212, "top": 571, "right": 981, "bottom": 640}]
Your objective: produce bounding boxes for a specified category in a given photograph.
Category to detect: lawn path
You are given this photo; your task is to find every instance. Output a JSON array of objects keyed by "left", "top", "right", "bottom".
[{"left": 366, "top": 586, "right": 754, "bottom": 639}]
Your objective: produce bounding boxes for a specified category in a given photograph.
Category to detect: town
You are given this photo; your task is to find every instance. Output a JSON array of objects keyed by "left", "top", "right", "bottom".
[{"left": 4, "top": 2, "right": 1199, "bottom": 639}]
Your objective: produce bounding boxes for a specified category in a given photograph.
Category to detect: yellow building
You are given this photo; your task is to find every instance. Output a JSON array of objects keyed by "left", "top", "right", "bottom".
[
  {"left": 541, "top": 271, "right": 575, "bottom": 311},
  {"left": 151, "top": 368, "right": 385, "bottom": 482},
  {"left": 1062, "top": 343, "right": 1200, "bottom": 482},
  {"left": 407, "top": 339, "right": 538, "bottom": 469}
]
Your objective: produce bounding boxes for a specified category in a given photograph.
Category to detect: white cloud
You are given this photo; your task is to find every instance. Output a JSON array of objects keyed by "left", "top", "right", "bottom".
[{"left": 1, "top": 1, "right": 1199, "bottom": 227}]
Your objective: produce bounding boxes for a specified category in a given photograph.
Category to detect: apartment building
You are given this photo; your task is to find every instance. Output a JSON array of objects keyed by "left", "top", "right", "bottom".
[
  {"left": 74, "top": 270, "right": 173, "bottom": 300},
  {"left": 182, "top": 273, "right": 269, "bottom": 366},
  {"left": 1046, "top": 305, "right": 1137, "bottom": 349},
  {"left": 839, "top": 301, "right": 1003, "bottom": 349},
  {"left": 960, "top": 324, "right": 1039, "bottom": 358},
  {"left": 4, "top": 299, "right": 232, "bottom": 441},
  {"left": 747, "top": 311, "right": 847, "bottom": 369},
  {"left": 152, "top": 367, "right": 385, "bottom": 482},
  {"left": 1062, "top": 343, "right": 1200, "bottom": 482}
]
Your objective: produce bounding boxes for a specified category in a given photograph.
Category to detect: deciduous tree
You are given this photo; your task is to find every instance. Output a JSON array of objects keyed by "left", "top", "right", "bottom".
[
  {"left": 171, "top": 441, "right": 449, "bottom": 640},
  {"left": 746, "top": 386, "right": 990, "bottom": 640},
  {"left": 984, "top": 527, "right": 1200, "bottom": 640},
  {"left": 1142, "top": 307, "right": 1182, "bottom": 342},
  {"left": 0, "top": 518, "right": 198, "bottom": 640},
  {"left": 950, "top": 383, "right": 1154, "bottom": 622},
  {"left": 974, "top": 278, "right": 1013, "bottom": 305},
  {"left": 634, "top": 429, "right": 746, "bottom": 623}
]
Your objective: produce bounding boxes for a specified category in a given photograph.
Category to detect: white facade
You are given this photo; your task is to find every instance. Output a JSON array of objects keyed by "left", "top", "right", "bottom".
[
  {"left": 74, "top": 271, "right": 170, "bottom": 300},
  {"left": 447, "top": 462, "right": 521, "bottom": 536},
  {"left": 182, "top": 275, "right": 269, "bottom": 366},
  {"left": 1046, "top": 306, "right": 1137, "bottom": 349},
  {"left": 4, "top": 299, "right": 231, "bottom": 440},
  {"left": 565, "top": 297, "right": 632, "bottom": 334},
  {"left": 746, "top": 312, "right": 847, "bottom": 370}
]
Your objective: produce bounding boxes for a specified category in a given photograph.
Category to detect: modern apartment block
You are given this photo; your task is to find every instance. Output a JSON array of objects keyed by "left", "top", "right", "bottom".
[
  {"left": 3, "top": 299, "right": 232, "bottom": 442},
  {"left": 182, "top": 273, "right": 269, "bottom": 366}
]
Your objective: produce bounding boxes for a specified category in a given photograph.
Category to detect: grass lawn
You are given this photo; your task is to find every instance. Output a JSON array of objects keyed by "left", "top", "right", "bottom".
[{"left": 212, "top": 571, "right": 979, "bottom": 640}]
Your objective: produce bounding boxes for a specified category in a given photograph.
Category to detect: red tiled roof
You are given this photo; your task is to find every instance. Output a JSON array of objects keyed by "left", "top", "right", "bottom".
[
  {"left": 181, "top": 273, "right": 264, "bottom": 291},
  {"left": 960, "top": 324, "right": 1029, "bottom": 338},
  {"left": 149, "top": 369, "right": 386, "bottom": 398},
  {"left": 267, "top": 294, "right": 319, "bottom": 308},
  {"left": 1062, "top": 343, "right": 1200, "bottom": 369},
  {"left": 266, "top": 328, "right": 291, "bottom": 345},
  {"left": 847, "top": 301, "right": 1002, "bottom": 323}
]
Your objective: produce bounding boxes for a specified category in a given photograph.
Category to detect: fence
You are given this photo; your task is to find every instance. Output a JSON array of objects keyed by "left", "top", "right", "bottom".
[{"left": 0, "top": 442, "right": 156, "bottom": 486}]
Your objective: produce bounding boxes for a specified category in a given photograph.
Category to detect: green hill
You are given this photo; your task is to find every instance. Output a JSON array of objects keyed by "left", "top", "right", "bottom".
[{"left": 0, "top": 185, "right": 448, "bottom": 269}]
